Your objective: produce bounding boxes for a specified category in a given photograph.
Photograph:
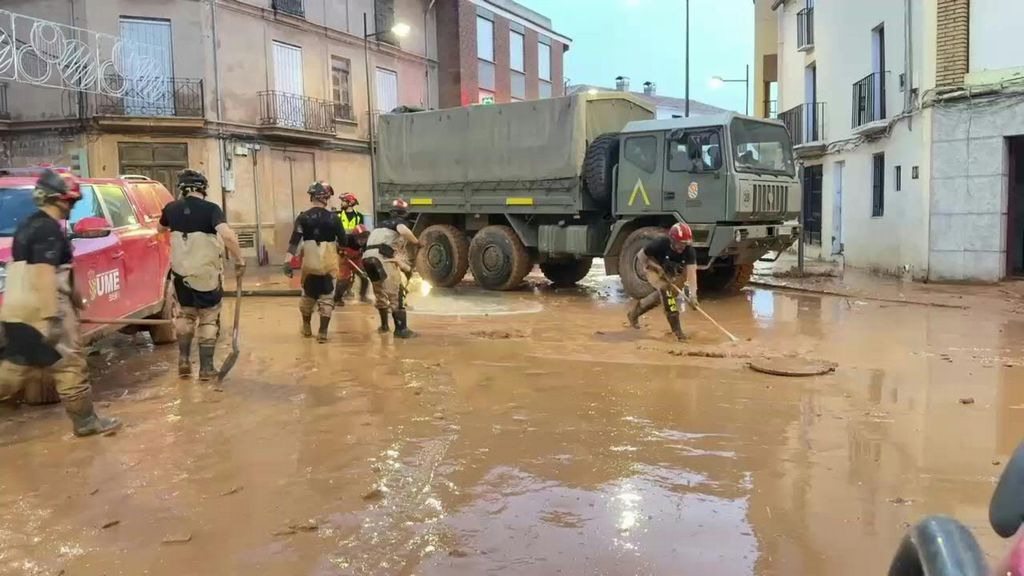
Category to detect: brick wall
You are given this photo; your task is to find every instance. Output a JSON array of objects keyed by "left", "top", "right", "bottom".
[
  {"left": 436, "top": 0, "right": 463, "bottom": 108},
  {"left": 551, "top": 40, "right": 565, "bottom": 96},
  {"left": 936, "top": 0, "right": 969, "bottom": 87},
  {"left": 524, "top": 29, "right": 539, "bottom": 100},
  {"left": 494, "top": 17, "right": 511, "bottom": 102}
]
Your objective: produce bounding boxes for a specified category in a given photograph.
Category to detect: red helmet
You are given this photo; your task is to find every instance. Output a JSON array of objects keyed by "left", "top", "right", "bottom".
[
  {"left": 341, "top": 193, "right": 359, "bottom": 206},
  {"left": 390, "top": 198, "right": 410, "bottom": 216},
  {"left": 669, "top": 222, "right": 693, "bottom": 243},
  {"left": 352, "top": 224, "right": 370, "bottom": 236},
  {"left": 33, "top": 169, "right": 82, "bottom": 206}
]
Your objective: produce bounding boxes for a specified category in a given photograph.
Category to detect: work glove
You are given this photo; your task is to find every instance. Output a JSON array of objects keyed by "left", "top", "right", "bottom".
[
  {"left": 234, "top": 260, "right": 247, "bottom": 277},
  {"left": 684, "top": 285, "right": 698, "bottom": 307},
  {"left": 282, "top": 261, "right": 293, "bottom": 278}
]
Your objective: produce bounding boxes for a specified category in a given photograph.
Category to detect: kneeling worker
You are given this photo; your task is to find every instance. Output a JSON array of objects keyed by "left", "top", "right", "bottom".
[
  {"left": 363, "top": 199, "right": 418, "bottom": 338},
  {"left": 283, "top": 182, "right": 347, "bottom": 342},
  {"left": 160, "top": 170, "right": 246, "bottom": 380},
  {"left": 627, "top": 222, "right": 698, "bottom": 341},
  {"left": 0, "top": 170, "right": 121, "bottom": 436}
]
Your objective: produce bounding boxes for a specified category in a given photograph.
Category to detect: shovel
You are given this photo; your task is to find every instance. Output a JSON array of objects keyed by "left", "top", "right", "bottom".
[{"left": 217, "top": 274, "right": 243, "bottom": 383}]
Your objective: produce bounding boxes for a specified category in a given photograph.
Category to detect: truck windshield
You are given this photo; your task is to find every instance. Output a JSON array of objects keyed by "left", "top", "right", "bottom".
[
  {"left": 730, "top": 120, "right": 795, "bottom": 176},
  {"left": 0, "top": 187, "right": 37, "bottom": 237}
]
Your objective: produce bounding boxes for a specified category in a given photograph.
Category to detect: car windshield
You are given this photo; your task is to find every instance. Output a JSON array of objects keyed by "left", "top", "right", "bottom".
[
  {"left": 730, "top": 119, "right": 796, "bottom": 176},
  {"left": 0, "top": 187, "right": 37, "bottom": 237}
]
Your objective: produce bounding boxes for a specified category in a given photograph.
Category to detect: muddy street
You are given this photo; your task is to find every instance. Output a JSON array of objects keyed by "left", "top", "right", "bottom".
[{"left": 1, "top": 274, "right": 1022, "bottom": 576}]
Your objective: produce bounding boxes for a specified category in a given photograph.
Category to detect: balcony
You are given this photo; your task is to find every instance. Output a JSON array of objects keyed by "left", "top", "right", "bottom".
[
  {"left": 852, "top": 72, "right": 889, "bottom": 134},
  {"left": 90, "top": 77, "right": 204, "bottom": 131},
  {"left": 0, "top": 83, "right": 8, "bottom": 121},
  {"left": 779, "top": 102, "right": 827, "bottom": 158},
  {"left": 797, "top": 7, "right": 814, "bottom": 51},
  {"left": 272, "top": 0, "right": 304, "bottom": 18},
  {"left": 258, "top": 91, "right": 337, "bottom": 141}
]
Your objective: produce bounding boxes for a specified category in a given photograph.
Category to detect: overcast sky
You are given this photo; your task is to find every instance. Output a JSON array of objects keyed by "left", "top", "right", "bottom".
[{"left": 514, "top": 0, "right": 755, "bottom": 113}]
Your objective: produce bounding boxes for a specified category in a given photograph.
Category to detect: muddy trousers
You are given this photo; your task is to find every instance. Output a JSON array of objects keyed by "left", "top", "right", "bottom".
[
  {"left": 176, "top": 305, "right": 221, "bottom": 377},
  {"left": 632, "top": 269, "right": 685, "bottom": 339},
  {"left": 371, "top": 260, "right": 406, "bottom": 313},
  {"left": 0, "top": 304, "right": 93, "bottom": 415}
]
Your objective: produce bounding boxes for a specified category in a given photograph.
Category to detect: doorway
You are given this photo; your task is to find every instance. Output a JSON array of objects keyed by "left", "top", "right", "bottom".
[
  {"left": 270, "top": 149, "right": 316, "bottom": 264},
  {"left": 117, "top": 142, "right": 188, "bottom": 194},
  {"left": 802, "top": 164, "right": 823, "bottom": 245},
  {"left": 1008, "top": 138, "right": 1024, "bottom": 275}
]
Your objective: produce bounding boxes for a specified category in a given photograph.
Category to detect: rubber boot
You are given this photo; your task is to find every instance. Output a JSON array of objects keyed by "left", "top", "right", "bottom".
[
  {"left": 377, "top": 309, "right": 390, "bottom": 333},
  {"left": 393, "top": 310, "right": 416, "bottom": 339},
  {"left": 667, "top": 313, "right": 687, "bottom": 342},
  {"left": 177, "top": 334, "right": 193, "bottom": 378},
  {"left": 627, "top": 293, "right": 661, "bottom": 329},
  {"left": 333, "top": 279, "right": 351, "bottom": 307},
  {"left": 358, "top": 279, "right": 371, "bottom": 303},
  {"left": 198, "top": 344, "right": 217, "bottom": 381},
  {"left": 317, "top": 315, "right": 331, "bottom": 344},
  {"left": 65, "top": 397, "right": 122, "bottom": 438},
  {"left": 301, "top": 314, "right": 313, "bottom": 338}
]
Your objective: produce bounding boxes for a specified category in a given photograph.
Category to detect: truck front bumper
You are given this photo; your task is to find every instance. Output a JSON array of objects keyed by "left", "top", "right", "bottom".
[{"left": 705, "top": 224, "right": 801, "bottom": 266}]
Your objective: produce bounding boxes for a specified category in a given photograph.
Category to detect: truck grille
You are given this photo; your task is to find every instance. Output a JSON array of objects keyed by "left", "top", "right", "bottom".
[{"left": 753, "top": 183, "right": 788, "bottom": 214}]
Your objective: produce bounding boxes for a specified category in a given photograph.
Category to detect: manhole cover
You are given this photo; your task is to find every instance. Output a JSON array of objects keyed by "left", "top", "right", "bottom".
[{"left": 748, "top": 357, "right": 837, "bottom": 377}]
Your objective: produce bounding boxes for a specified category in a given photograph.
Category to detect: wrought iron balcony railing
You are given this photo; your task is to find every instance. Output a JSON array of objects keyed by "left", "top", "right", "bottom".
[
  {"left": 779, "top": 102, "right": 826, "bottom": 146},
  {"left": 272, "top": 0, "right": 305, "bottom": 18},
  {"left": 852, "top": 72, "right": 888, "bottom": 128},
  {"left": 0, "top": 83, "right": 8, "bottom": 120},
  {"left": 258, "top": 91, "right": 337, "bottom": 134},
  {"left": 94, "top": 77, "right": 204, "bottom": 118}
]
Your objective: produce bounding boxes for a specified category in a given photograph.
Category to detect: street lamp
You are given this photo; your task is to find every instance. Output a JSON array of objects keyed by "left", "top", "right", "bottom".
[
  {"left": 364, "top": 13, "right": 411, "bottom": 210},
  {"left": 709, "top": 64, "right": 751, "bottom": 115}
]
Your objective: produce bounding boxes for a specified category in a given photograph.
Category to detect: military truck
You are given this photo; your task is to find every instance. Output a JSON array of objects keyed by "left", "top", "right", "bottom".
[{"left": 375, "top": 93, "right": 801, "bottom": 298}]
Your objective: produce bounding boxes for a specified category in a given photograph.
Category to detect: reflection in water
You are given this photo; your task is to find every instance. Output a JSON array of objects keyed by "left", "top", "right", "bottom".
[{"left": 750, "top": 289, "right": 775, "bottom": 326}]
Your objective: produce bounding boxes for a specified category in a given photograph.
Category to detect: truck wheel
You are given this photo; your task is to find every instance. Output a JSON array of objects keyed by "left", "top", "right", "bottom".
[
  {"left": 583, "top": 133, "right": 620, "bottom": 207},
  {"left": 23, "top": 370, "right": 60, "bottom": 406},
  {"left": 416, "top": 224, "right": 470, "bottom": 288},
  {"left": 468, "top": 225, "right": 532, "bottom": 291},
  {"left": 540, "top": 258, "right": 593, "bottom": 287},
  {"left": 698, "top": 263, "right": 754, "bottom": 295},
  {"left": 618, "top": 226, "right": 666, "bottom": 300},
  {"left": 148, "top": 279, "right": 179, "bottom": 345}
]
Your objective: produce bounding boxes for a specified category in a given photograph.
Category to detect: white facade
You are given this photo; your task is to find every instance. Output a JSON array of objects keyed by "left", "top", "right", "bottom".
[{"left": 764, "top": 0, "right": 1024, "bottom": 281}]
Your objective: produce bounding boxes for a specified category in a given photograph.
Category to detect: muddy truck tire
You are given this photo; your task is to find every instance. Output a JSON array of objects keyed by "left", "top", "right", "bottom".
[
  {"left": 468, "top": 225, "right": 533, "bottom": 291},
  {"left": 618, "top": 226, "right": 666, "bottom": 300},
  {"left": 540, "top": 258, "right": 593, "bottom": 287},
  {"left": 697, "top": 263, "right": 754, "bottom": 296},
  {"left": 148, "top": 279, "right": 179, "bottom": 345},
  {"left": 416, "top": 224, "right": 470, "bottom": 288},
  {"left": 583, "top": 133, "right": 620, "bottom": 208}
]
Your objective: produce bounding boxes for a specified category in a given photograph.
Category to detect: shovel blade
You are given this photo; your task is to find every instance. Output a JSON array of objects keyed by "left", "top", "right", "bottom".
[{"left": 217, "top": 351, "right": 239, "bottom": 383}]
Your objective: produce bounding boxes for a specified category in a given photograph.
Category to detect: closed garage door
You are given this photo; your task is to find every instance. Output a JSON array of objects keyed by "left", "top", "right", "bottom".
[{"left": 118, "top": 143, "right": 189, "bottom": 195}]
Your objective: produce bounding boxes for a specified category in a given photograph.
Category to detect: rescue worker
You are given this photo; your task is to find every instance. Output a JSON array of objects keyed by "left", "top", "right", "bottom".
[
  {"left": 0, "top": 170, "right": 121, "bottom": 436},
  {"left": 363, "top": 199, "right": 419, "bottom": 338},
  {"left": 333, "top": 223, "right": 371, "bottom": 306},
  {"left": 627, "top": 222, "right": 699, "bottom": 341},
  {"left": 338, "top": 193, "right": 365, "bottom": 232},
  {"left": 282, "top": 182, "right": 347, "bottom": 343},
  {"left": 159, "top": 170, "right": 246, "bottom": 380}
]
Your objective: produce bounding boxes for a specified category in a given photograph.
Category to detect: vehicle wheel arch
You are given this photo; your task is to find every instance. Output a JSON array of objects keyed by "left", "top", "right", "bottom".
[{"left": 603, "top": 215, "right": 677, "bottom": 276}]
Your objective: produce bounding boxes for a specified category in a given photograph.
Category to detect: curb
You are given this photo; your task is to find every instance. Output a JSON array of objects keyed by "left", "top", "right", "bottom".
[{"left": 747, "top": 279, "right": 968, "bottom": 310}]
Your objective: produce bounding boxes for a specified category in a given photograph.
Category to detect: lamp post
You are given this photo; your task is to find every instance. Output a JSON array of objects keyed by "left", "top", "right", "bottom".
[
  {"left": 709, "top": 64, "right": 751, "bottom": 115},
  {"left": 363, "top": 13, "right": 410, "bottom": 213}
]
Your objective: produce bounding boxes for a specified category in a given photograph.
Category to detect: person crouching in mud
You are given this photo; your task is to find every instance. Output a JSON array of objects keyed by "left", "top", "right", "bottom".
[{"left": 627, "top": 222, "right": 699, "bottom": 342}]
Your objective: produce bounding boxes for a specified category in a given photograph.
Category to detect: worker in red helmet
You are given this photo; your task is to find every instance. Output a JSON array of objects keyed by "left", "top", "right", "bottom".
[
  {"left": 362, "top": 198, "right": 419, "bottom": 338},
  {"left": 627, "top": 222, "right": 699, "bottom": 341},
  {"left": 282, "top": 181, "right": 347, "bottom": 342},
  {"left": 334, "top": 223, "right": 371, "bottom": 306},
  {"left": 337, "top": 193, "right": 364, "bottom": 233},
  {"left": 0, "top": 170, "right": 121, "bottom": 437}
]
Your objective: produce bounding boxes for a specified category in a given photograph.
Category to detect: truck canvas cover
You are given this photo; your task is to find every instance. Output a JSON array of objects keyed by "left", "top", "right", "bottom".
[{"left": 376, "top": 94, "right": 654, "bottom": 213}]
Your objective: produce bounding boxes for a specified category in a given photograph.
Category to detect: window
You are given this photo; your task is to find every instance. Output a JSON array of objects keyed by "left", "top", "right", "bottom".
[
  {"left": 476, "top": 16, "right": 494, "bottom": 62},
  {"left": 127, "top": 183, "right": 164, "bottom": 221},
  {"left": 511, "top": 70, "right": 525, "bottom": 100},
  {"left": 69, "top": 186, "right": 106, "bottom": 226},
  {"left": 510, "top": 30, "right": 525, "bottom": 72},
  {"left": 872, "top": 153, "right": 885, "bottom": 217},
  {"left": 895, "top": 165, "right": 902, "bottom": 191},
  {"left": 539, "top": 81, "right": 552, "bottom": 98},
  {"left": 0, "top": 187, "right": 38, "bottom": 236},
  {"left": 119, "top": 18, "right": 173, "bottom": 116},
  {"left": 624, "top": 136, "right": 657, "bottom": 173},
  {"left": 539, "top": 41, "right": 551, "bottom": 81},
  {"left": 375, "top": 67, "right": 398, "bottom": 113},
  {"left": 668, "top": 130, "right": 723, "bottom": 172},
  {"left": 96, "top": 184, "right": 139, "bottom": 228},
  {"left": 731, "top": 119, "right": 795, "bottom": 175},
  {"left": 331, "top": 56, "right": 353, "bottom": 120},
  {"left": 374, "top": 0, "right": 398, "bottom": 45}
]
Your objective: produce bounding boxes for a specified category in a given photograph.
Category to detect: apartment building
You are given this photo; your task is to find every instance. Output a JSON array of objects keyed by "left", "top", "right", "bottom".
[
  {"left": 436, "top": 0, "right": 568, "bottom": 107},
  {"left": 568, "top": 77, "right": 725, "bottom": 119},
  {"left": 4, "top": 0, "right": 483, "bottom": 266},
  {"left": 756, "top": 0, "right": 1024, "bottom": 281}
]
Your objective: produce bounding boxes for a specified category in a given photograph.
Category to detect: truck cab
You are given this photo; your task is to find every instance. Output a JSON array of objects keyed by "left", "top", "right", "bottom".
[{"left": 607, "top": 113, "right": 801, "bottom": 296}]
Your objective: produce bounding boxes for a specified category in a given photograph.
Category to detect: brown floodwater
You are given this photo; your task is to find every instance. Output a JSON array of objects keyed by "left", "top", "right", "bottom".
[{"left": 1, "top": 271, "right": 1023, "bottom": 575}]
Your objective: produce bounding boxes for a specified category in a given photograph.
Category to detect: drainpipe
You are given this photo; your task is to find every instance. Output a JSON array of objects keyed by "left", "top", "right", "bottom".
[
  {"left": 904, "top": 0, "right": 913, "bottom": 122},
  {"left": 424, "top": 0, "right": 436, "bottom": 109},
  {"left": 208, "top": 0, "right": 229, "bottom": 216}
]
